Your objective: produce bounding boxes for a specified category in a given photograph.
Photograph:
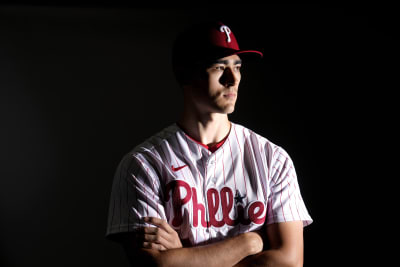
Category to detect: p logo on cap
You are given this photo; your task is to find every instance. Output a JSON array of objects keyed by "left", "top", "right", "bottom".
[
  {"left": 220, "top": 25, "right": 232, "bottom": 43},
  {"left": 171, "top": 21, "right": 263, "bottom": 85},
  {"left": 172, "top": 21, "right": 263, "bottom": 66}
]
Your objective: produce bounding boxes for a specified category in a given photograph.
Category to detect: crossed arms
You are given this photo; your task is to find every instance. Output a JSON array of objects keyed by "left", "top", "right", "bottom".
[{"left": 119, "top": 217, "right": 304, "bottom": 267}]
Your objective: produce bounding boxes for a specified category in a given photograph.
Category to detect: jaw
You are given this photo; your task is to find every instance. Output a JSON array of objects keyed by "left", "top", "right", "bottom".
[
  {"left": 183, "top": 83, "right": 238, "bottom": 115},
  {"left": 213, "top": 93, "right": 237, "bottom": 114},
  {"left": 182, "top": 97, "right": 236, "bottom": 125},
  {"left": 215, "top": 101, "right": 236, "bottom": 114}
]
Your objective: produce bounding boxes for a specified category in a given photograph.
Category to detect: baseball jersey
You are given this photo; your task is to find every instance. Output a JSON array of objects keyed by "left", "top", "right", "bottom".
[{"left": 105, "top": 122, "right": 312, "bottom": 246}]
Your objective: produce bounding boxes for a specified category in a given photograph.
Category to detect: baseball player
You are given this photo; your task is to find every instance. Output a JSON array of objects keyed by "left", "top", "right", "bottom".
[{"left": 106, "top": 21, "right": 312, "bottom": 267}]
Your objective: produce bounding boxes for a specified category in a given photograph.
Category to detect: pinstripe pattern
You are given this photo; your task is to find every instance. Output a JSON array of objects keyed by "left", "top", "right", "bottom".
[{"left": 105, "top": 122, "right": 312, "bottom": 245}]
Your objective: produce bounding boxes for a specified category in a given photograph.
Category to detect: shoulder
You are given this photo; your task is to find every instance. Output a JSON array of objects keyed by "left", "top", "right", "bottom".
[
  {"left": 131, "top": 124, "right": 180, "bottom": 154},
  {"left": 231, "top": 122, "right": 293, "bottom": 164},
  {"left": 117, "top": 124, "right": 180, "bottom": 170},
  {"left": 231, "top": 122, "right": 282, "bottom": 152}
]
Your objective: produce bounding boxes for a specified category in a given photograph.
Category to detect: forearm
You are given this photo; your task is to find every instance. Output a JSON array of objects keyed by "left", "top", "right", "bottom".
[
  {"left": 234, "top": 249, "right": 302, "bottom": 267},
  {"left": 149, "top": 232, "right": 259, "bottom": 267}
]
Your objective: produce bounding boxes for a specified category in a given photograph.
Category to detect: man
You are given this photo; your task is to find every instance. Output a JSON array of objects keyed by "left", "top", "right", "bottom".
[{"left": 106, "top": 21, "right": 312, "bottom": 267}]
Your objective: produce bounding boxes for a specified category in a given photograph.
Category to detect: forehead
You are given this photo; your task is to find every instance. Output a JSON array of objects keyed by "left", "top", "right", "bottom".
[{"left": 214, "top": 54, "right": 242, "bottom": 64}]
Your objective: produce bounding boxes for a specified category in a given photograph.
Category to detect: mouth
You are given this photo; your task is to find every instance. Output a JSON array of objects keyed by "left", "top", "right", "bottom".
[{"left": 222, "top": 92, "right": 237, "bottom": 98}]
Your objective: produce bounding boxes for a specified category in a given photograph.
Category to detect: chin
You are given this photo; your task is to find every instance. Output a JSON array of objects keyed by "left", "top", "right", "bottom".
[
  {"left": 211, "top": 100, "right": 236, "bottom": 114},
  {"left": 221, "top": 104, "right": 236, "bottom": 114}
]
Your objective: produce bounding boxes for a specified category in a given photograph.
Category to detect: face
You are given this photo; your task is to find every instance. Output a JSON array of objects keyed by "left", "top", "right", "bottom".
[{"left": 187, "top": 54, "right": 242, "bottom": 115}]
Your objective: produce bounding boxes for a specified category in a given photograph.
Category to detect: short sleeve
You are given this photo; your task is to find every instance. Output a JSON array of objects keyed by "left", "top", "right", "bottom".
[
  {"left": 105, "top": 152, "right": 166, "bottom": 240},
  {"left": 266, "top": 147, "right": 313, "bottom": 227}
]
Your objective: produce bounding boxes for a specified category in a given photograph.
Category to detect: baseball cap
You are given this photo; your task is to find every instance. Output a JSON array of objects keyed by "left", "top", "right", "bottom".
[{"left": 172, "top": 21, "right": 263, "bottom": 65}]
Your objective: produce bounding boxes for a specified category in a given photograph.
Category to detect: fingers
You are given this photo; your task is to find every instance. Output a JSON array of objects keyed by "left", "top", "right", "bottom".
[
  {"left": 138, "top": 217, "right": 183, "bottom": 250},
  {"left": 143, "top": 217, "right": 174, "bottom": 234},
  {"left": 142, "top": 227, "right": 170, "bottom": 242},
  {"left": 144, "top": 232, "right": 169, "bottom": 244},
  {"left": 143, "top": 241, "right": 167, "bottom": 251},
  {"left": 137, "top": 226, "right": 171, "bottom": 249}
]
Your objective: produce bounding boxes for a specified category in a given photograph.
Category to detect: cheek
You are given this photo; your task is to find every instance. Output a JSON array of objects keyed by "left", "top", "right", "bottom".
[
  {"left": 208, "top": 73, "right": 222, "bottom": 90},
  {"left": 194, "top": 74, "right": 220, "bottom": 95},
  {"left": 208, "top": 78, "right": 219, "bottom": 91},
  {"left": 192, "top": 71, "right": 223, "bottom": 99}
]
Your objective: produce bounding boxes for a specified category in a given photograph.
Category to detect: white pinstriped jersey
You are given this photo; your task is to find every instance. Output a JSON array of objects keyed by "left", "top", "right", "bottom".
[{"left": 106, "top": 122, "right": 312, "bottom": 246}]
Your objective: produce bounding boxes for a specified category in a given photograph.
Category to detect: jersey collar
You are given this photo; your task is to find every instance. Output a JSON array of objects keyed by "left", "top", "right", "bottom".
[{"left": 175, "top": 122, "right": 232, "bottom": 154}]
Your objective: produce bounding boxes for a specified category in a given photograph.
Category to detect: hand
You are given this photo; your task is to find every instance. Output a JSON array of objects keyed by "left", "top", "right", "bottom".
[{"left": 138, "top": 217, "right": 183, "bottom": 251}]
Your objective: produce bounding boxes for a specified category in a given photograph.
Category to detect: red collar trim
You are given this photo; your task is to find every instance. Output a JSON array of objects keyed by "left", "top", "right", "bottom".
[{"left": 177, "top": 123, "right": 230, "bottom": 153}]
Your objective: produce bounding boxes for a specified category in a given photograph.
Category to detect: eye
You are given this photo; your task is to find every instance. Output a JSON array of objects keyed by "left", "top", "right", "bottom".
[
  {"left": 234, "top": 65, "right": 241, "bottom": 71},
  {"left": 215, "top": 65, "right": 225, "bottom": 70}
]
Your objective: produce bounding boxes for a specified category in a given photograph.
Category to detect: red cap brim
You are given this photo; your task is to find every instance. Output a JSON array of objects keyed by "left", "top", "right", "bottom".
[{"left": 236, "top": 50, "right": 263, "bottom": 58}]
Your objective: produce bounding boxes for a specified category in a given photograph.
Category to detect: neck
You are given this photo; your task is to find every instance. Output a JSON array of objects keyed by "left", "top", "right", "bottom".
[{"left": 177, "top": 104, "right": 231, "bottom": 146}]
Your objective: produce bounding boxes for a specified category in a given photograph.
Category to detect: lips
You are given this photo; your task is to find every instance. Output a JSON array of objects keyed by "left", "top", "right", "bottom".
[
  {"left": 223, "top": 92, "right": 237, "bottom": 98},
  {"left": 222, "top": 89, "right": 237, "bottom": 95}
]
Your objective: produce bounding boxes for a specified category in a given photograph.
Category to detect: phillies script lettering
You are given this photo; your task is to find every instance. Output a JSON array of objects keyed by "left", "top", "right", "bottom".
[{"left": 165, "top": 180, "right": 266, "bottom": 228}]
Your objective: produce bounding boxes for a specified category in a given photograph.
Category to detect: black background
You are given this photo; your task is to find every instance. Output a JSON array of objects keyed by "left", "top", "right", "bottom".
[{"left": 0, "top": 3, "right": 398, "bottom": 266}]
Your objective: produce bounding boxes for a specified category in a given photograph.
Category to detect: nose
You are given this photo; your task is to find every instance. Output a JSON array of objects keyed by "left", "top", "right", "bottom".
[{"left": 219, "top": 67, "right": 240, "bottom": 87}]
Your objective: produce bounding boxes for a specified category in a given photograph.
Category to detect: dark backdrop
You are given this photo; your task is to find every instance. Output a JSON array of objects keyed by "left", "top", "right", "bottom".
[{"left": 0, "top": 4, "right": 397, "bottom": 267}]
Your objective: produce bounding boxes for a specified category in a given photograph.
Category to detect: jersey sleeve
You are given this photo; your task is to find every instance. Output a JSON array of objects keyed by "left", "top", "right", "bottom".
[
  {"left": 105, "top": 152, "right": 166, "bottom": 240},
  {"left": 266, "top": 147, "right": 313, "bottom": 227}
]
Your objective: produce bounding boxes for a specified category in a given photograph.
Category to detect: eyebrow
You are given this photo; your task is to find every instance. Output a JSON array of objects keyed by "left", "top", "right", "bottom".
[{"left": 213, "top": 59, "right": 242, "bottom": 65}]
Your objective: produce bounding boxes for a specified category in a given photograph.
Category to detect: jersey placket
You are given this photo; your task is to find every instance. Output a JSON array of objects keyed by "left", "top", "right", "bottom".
[
  {"left": 202, "top": 148, "right": 212, "bottom": 236},
  {"left": 204, "top": 146, "right": 224, "bottom": 241},
  {"left": 191, "top": 140, "right": 210, "bottom": 242}
]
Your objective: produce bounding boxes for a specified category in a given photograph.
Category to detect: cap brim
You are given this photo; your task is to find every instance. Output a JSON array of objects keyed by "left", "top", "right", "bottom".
[{"left": 236, "top": 50, "right": 263, "bottom": 58}]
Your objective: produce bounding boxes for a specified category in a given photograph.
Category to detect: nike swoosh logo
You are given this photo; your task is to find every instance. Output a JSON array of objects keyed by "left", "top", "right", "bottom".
[{"left": 171, "top": 165, "right": 188, "bottom": 172}]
